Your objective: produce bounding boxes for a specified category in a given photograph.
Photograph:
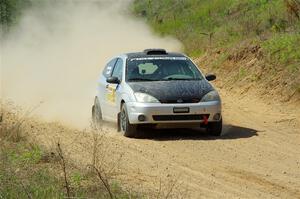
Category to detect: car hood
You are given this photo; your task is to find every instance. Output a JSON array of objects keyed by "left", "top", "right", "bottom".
[{"left": 128, "top": 80, "right": 214, "bottom": 103}]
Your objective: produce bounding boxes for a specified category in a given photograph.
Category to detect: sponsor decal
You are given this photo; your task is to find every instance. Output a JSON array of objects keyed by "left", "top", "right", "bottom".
[
  {"left": 130, "top": 57, "right": 187, "bottom": 61},
  {"left": 106, "top": 85, "right": 117, "bottom": 103}
]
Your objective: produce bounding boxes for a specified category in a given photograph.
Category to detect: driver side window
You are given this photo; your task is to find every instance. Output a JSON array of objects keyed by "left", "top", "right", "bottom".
[
  {"left": 111, "top": 58, "right": 123, "bottom": 81},
  {"left": 103, "top": 58, "right": 117, "bottom": 78},
  {"left": 102, "top": 58, "right": 117, "bottom": 78}
]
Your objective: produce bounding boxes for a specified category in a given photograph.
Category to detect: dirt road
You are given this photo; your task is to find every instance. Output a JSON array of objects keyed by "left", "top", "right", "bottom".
[{"left": 25, "top": 86, "right": 300, "bottom": 198}]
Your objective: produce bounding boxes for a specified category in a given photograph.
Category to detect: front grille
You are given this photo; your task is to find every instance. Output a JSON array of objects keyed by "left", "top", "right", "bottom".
[
  {"left": 153, "top": 114, "right": 209, "bottom": 121},
  {"left": 159, "top": 98, "right": 200, "bottom": 104}
]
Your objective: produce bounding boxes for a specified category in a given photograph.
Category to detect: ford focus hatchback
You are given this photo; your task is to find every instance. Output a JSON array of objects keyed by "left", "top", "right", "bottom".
[{"left": 92, "top": 49, "right": 222, "bottom": 137}]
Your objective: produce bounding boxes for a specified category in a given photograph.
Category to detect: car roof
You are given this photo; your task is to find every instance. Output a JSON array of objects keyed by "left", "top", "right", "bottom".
[{"left": 124, "top": 49, "right": 186, "bottom": 59}]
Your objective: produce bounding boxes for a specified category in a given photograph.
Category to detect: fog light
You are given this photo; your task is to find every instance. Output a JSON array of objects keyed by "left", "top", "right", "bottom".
[
  {"left": 138, "top": 115, "right": 146, "bottom": 121},
  {"left": 213, "top": 113, "right": 221, "bottom": 120}
]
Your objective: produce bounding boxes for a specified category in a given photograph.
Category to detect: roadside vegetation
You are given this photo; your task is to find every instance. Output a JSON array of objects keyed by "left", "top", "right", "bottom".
[
  {"left": 0, "top": 103, "right": 138, "bottom": 199},
  {"left": 132, "top": 0, "right": 300, "bottom": 101},
  {"left": 0, "top": 0, "right": 31, "bottom": 33}
]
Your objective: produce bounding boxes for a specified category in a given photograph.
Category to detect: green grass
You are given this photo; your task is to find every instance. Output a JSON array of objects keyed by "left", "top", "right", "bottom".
[
  {"left": 211, "top": 52, "right": 229, "bottom": 69},
  {"left": 0, "top": 142, "right": 65, "bottom": 199},
  {"left": 262, "top": 33, "right": 300, "bottom": 72},
  {"left": 0, "top": 139, "right": 139, "bottom": 199},
  {"left": 132, "top": 0, "right": 300, "bottom": 67},
  {"left": 0, "top": 108, "right": 140, "bottom": 199},
  {"left": 238, "top": 67, "right": 247, "bottom": 79}
]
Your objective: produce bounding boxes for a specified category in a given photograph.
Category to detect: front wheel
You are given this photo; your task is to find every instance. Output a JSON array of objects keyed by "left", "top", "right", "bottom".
[
  {"left": 119, "top": 103, "right": 138, "bottom": 138},
  {"left": 206, "top": 119, "right": 223, "bottom": 136}
]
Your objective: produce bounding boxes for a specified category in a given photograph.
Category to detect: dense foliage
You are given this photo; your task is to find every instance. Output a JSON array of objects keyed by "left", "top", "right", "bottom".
[
  {"left": 0, "top": 0, "right": 31, "bottom": 30},
  {"left": 133, "top": 0, "right": 300, "bottom": 69}
]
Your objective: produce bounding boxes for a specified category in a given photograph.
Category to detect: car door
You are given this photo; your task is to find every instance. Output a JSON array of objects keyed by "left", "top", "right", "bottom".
[
  {"left": 106, "top": 58, "right": 124, "bottom": 121},
  {"left": 97, "top": 58, "right": 117, "bottom": 121}
]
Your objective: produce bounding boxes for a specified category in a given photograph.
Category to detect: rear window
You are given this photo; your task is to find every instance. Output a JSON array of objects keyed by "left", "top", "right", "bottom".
[{"left": 137, "top": 63, "right": 158, "bottom": 75}]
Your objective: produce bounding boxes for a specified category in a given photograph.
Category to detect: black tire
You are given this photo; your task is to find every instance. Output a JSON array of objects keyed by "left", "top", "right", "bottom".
[
  {"left": 92, "top": 97, "right": 102, "bottom": 128},
  {"left": 206, "top": 119, "right": 223, "bottom": 136},
  {"left": 119, "top": 103, "right": 137, "bottom": 138}
]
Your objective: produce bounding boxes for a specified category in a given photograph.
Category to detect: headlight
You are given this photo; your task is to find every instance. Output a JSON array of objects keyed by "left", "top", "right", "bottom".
[
  {"left": 134, "top": 92, "right": 159, "bottom": 103},
  {"left": 201, "top": 91, "right": 220, "bottom": 102}
]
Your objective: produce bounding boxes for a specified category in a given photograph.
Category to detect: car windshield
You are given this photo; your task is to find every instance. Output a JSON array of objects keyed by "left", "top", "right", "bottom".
[{"left": 126, "top": 57, "right": 204, "bottom": 82}]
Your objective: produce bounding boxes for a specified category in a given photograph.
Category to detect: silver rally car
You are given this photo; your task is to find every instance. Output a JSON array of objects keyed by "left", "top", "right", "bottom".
[{"left": 92, "top": 49, "right": 222, "bottom": 137}]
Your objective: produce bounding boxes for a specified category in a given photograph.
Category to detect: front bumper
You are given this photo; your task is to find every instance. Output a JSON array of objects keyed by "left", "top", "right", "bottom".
[{"left": 126, "top": 101, "right": 221, "bottom": 124}]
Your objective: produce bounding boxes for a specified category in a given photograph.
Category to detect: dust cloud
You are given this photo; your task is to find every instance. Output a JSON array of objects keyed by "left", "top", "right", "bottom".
[{"left": 0, "top": 0, "right": 181, "bottom": 128}]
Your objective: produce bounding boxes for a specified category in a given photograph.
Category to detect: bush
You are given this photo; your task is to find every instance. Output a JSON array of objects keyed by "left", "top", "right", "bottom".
[{"left": 262, "top": 33, "right": 300, "bottom": 71}]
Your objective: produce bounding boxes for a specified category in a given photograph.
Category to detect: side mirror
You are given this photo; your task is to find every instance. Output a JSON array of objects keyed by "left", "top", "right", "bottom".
[
  {"left": 106, "top": 76, "right": 120, "bottom": 84},
  {"left": 205, "top": 74, "right": 216, "bottom": 81}
]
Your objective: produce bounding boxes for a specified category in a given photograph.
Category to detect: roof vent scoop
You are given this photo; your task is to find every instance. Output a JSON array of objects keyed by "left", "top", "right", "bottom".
[{"left": 144, "top": 49, "right": 167, "bottom": 55}]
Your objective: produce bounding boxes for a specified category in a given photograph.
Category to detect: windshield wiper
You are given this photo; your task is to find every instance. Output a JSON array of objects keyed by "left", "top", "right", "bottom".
[{"left": 128, "top": 78, "right": 159, "bottom": 82}]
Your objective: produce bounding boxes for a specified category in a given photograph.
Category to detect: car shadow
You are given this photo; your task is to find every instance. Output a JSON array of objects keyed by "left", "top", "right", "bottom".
[{"left": 139, "top": 124, "right": 258, "bottom": 141}]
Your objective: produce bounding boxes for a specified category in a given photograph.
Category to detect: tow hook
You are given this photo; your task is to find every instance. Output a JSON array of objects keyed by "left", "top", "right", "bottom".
[{"left": 202, "top": 115, "right": 208, "bottom": 125}]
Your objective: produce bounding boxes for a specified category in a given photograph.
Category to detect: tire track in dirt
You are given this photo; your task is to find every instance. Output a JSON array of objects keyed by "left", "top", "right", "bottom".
[
  {"left": 225, "top": 168, "right": 300, "bottom": 198},
  {"left": 19, "top": 86, "right": 300, "bottom": 198},
  {"left": 104, "top": 88, "right": 300, "bottom": 198}
]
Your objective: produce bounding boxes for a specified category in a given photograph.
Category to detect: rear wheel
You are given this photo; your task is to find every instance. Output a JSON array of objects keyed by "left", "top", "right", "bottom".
[
  {"left": 206, "top": 119, "right": 223, "bottom": 136},
  {"left": 92, "top": 97, "right": 103, "bottom": 129},
  {"left": 120, "top": 103, "right": 137, "bottom": 138}
]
